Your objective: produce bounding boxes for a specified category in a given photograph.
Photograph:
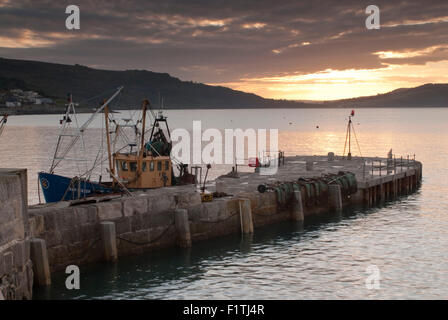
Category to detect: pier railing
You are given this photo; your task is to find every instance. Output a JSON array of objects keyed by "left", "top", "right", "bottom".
[{"left": 364, "top": 154, "right": 417, "bottom": 179}]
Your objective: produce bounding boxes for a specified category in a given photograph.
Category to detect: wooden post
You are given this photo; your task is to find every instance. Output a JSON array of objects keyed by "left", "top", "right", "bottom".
[
  {"left": 372, "top": 186, "right": 376, "bottom": 205},
  {"left": 388, "top": 182, "right": 392, "bottom": 200},
  {"left": 363, "top": 189, "right": 369, "bottom": 207},
  {"left": 30, "top": 238, "right": 51, "bottom": 286},
  {"left": 291, "top": 190, "right": 304, "bottom": 222},
  {"left": 329, "top": 185, "right": 343, "bottom": 212},
  {"left": 100, "top": 222, "right": 118, "bottom": 262},
  {"left": 380, "top": 183, "right": 386, "bottom": 203},
  {"left": 239, "top": 198, "right": 254, "bottom": 234},
  {"left": 174, "top": 209, "right": 192, "bottom": 248}
]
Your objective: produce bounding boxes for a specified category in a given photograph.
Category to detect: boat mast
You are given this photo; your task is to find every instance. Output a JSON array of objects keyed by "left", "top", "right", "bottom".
[
  {"left": 104, "top": 102, "right": 115, "bottom": 185},
  {"left": 137, "top": 99, "right": 149, "bottom": 180}
]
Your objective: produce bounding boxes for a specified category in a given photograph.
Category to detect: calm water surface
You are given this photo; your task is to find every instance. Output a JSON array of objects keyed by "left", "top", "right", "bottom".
[{"left": 1, "top": 108, "right": 447, "bottom": 299}]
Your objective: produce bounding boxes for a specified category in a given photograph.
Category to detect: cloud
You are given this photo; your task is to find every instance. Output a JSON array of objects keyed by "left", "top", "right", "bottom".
[{"left": 0, "top": 0, "right": 447, "bottom": 99}]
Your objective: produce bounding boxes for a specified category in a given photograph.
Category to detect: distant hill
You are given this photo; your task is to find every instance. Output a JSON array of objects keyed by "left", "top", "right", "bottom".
[
  {"left": 0, "top": 57, "right": 310, "bottom": 109},
  {"left": 0, "top": 57, "right": 447, "bottom": 109},
  {"left": 325, "top": 83, "right": 448, "bottom": 108}
]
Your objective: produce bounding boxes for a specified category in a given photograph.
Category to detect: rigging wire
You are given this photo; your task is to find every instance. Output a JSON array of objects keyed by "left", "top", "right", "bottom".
[
  {"left": 351, "top": 123, "right": 364, "bottom": 159},
  {"left": 50, "top": 87, "right": 123, "bottom": 172}
]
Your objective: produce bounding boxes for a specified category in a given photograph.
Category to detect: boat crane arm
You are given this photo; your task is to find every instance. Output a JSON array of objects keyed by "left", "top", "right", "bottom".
[
  {"left": 49, "top": 86, "right": 124, "bottom": 173},
  {"left": 80, "top": 86, "right": 124, "bottom": 132}
]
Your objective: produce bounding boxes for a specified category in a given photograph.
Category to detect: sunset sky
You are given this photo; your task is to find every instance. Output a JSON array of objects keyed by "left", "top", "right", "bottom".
[{"left": 1, "top": 0, "right": 447, "bottom": 100}]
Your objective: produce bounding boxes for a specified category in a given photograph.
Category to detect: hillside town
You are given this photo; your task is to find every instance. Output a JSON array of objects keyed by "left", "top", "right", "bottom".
[{"left": 0, "top": 89, "right": 54, "bottom": 107}]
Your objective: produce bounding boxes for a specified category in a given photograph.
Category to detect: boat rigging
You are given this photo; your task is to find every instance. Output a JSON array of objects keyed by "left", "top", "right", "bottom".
[
  {"left": 0, "top": 114, "right": 7, "bottom": 138},
  {"left": 38, "top": 86, "right": 196, "bottom": 203}
]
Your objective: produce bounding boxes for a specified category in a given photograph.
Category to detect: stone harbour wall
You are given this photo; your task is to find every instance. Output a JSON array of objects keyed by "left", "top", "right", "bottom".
[
  {"left": 0, "top": 157, "right": 423, "bottom": 299},
  {"left": 27, "top": 163, "right": 423, "bottom": 277},
  {"left": 28, "top": 186, "right": 201, "bottom": 272},
  {"left": 0, "top": 169, "right": 33, "bottom": 300},
  {"left": 27, "top": 185, "right": 296, "bottom": 273}
]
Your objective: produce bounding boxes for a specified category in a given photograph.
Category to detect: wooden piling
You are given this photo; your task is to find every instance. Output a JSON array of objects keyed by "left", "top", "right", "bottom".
[
  {"left": 406, "top": 176, "right": 410, "bottom": 194},
  {"left": 239, "top": 198, "right": 254, "bottom": 234},
  {"left": 380, "top": 183, "right": 386, "bottom": 203},
  {"left": 329, "top": 185, "right": 343, "bottom": 212},
  {"left": 30, "top": 238, "right": 51, "bottom": 286},
  {"left": 174, "top": 209, "right": 192, "bottom": 248},
  {"left": 100, "top": 221, "right": 118, "bottom": 262},
  {"left": 372, "top": 186, "right": 376, "bottom": 205},
  {"left": 291, "top": 190, "right": 304, "bottom": 222}
]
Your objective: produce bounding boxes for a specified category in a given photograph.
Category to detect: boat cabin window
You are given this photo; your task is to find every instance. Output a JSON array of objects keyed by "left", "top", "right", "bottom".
[
  {"left": 165, "top": 160, "right": 169, "bottom": 171},
  {"left": 142, "top": 162, "right": 147, "bottom": 172},
  {"left": 121, "top": 161, "right": 128, "bottom": 171},
  {"left": 150, "top": 161, "right": 154, "bottom": 171},
  {"left": 157, "top": 161, "right": 162, "bottom": 171},
  {"left": 130, "top": 162, "right": 137, "bottom": 172}
]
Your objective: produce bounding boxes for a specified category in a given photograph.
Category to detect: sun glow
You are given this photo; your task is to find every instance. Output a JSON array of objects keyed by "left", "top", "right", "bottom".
[
  {"left": 375, "top": 45, "right": 448, "bottom": 59},
  {"left": 209, "top": 60, "right": 448, "bottom": 100}
]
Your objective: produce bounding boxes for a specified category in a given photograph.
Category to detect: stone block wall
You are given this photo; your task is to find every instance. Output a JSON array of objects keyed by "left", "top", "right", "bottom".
[
  {"left": 28, "top": 187, "right": 203, "bottom": 272},
  {"left": 27, "top": 183, "right": 295, "bottom": 273},
  {"left": 0, "top": 169, "right": 33, "bottom": 300},
  {"left": 25, "top": 165, "right": 423, "bottom": 277}
]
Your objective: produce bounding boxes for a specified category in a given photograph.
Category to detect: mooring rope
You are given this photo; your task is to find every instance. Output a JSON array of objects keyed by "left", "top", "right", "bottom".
[
  {"left": 253, "top": 211, "right": 278, "bottom": 217},
  {"left": 189, "top": 211, "right": 240, "bottom": 224},
  {"left": 116, "top": 222, "right": 174, "bottom": 246}
]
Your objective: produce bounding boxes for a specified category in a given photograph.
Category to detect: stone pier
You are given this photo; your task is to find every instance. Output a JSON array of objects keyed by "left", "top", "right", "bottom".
[
  {"left": 0, "top": 169, "right": 33, "bottom": 300},
  {"left": 0, "top": 155, "right": 422, "bottom": 299}
]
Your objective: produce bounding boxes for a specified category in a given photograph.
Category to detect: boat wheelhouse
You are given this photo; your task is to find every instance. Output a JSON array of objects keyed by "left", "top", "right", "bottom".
[{"left": 106, "top": 98, "right": 175, "bottom": 189}]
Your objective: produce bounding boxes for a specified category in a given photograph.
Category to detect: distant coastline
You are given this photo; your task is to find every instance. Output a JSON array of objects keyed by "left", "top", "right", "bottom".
[
  {"left": 1, "top": 57, "right": 447, "bottom": 113},
  {"left": 2, "top": 104, "right": 447, "bottom": 116}
]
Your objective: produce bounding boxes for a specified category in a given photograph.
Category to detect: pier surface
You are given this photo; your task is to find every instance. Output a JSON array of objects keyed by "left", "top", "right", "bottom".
[
  {"left": 0, "top": 155, "right": 422, "bottom": 299},
  {"left": 214, "top": 155, "right": 420, "bottom": 195}
]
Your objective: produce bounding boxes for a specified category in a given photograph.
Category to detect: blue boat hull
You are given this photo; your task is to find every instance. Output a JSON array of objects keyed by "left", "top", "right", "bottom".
[{"left": 38, "top": 172, "right": 115, "bottom": 203}]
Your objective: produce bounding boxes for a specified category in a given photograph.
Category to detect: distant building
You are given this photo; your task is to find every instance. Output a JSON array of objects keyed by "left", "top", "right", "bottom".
[
  {"left": 2, "top": 89, "right": 53, "bottom": 106},
  {"left": 23, "top": 91, "right": 40, "bottom": 103},
  {"left": 35, "top": 97, "right": 54, "bottom": 105},
  {"left": 6, "top": 100, "right": 22, "bottom": 107}
]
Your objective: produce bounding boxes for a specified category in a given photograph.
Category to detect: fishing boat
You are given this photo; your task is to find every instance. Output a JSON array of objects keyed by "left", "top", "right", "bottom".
[
  {"left": 38, "top": 87, "right": 195, "bottom": 203},
  {"left": 0, "top": 114, "right": 7, "bottom": 138}
]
